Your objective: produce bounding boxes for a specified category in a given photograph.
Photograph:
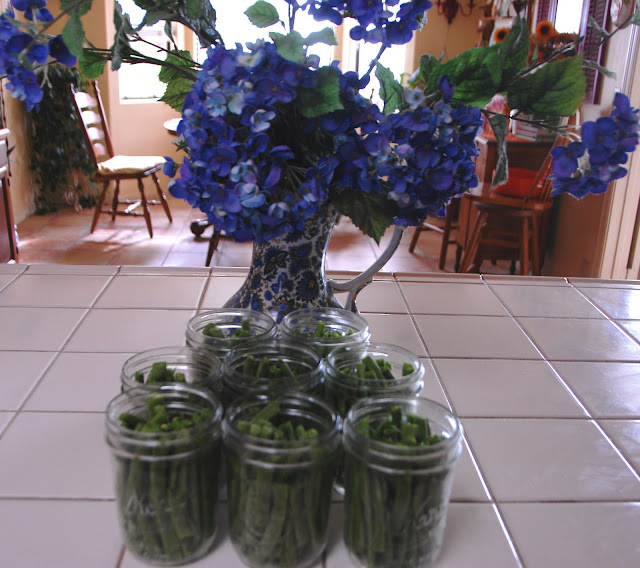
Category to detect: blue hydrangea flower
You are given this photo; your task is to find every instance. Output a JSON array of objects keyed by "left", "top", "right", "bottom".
[
  {"left": 0, "top": 8, "right": 78, "bottom": 111},
  {"left": 48, "top": 35, "right": 76, "bottom": 66},
  {"left": 552, "top": 94, "right": 640, "bottom": 198}
]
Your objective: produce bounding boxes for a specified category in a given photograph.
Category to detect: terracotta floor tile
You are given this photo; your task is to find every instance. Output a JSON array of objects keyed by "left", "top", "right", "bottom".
[{"left": 13, "top": 203, "right": 513, "bottom": 275}]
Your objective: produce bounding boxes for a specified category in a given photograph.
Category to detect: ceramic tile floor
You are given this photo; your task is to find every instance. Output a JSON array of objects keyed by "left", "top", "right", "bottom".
[
  {"left": 13, "top": 197, "right": 515, "bottom": 274},
  {"left": 0, "top": 265, "right": 639, "bottom": 567}
]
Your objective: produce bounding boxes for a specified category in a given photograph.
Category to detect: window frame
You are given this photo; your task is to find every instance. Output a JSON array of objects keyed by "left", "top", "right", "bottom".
[{"left": 536, "top": 0, "right": 611, "bottom": 104}]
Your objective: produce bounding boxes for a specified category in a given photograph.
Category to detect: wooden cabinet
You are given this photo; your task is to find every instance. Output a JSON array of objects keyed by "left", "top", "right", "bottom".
[{"left": 0, "top": 128, "right": 18, "bottom": 263}]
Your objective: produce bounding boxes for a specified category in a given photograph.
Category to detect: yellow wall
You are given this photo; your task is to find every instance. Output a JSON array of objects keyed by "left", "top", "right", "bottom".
[
  {"left": 4, "top": 0, "right": 182, "bottom": 222},
  {"left": 407, "top": 6, "right": 485, "bottom": 73}
]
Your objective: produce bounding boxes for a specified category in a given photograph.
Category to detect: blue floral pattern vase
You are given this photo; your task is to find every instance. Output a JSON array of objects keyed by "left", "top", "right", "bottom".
[{"left": 223, "top": 206, "right": 343, "bottom": 322}]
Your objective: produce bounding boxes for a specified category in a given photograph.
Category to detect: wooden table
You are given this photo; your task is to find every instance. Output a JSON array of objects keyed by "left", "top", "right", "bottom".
[{"left": 0, "top": 264, "right": 639, "bottom": 567}]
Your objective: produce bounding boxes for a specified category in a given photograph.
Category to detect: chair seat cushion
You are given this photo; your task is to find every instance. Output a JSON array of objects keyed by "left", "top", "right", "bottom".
[
  {"left": 491, "top": 168, "right": 541, "bottom": 198},
  {"left": 97, "top": 155, "right": 164, "bottom": 175}
]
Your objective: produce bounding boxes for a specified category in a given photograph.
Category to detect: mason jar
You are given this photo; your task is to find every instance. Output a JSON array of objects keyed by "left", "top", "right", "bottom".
[
  {"left": 223, "top": 393, "right": 341, "bottom": 568},
  {"left": 222, "top": 339, "right": 323, "bottom": 405},
  {"left": 185, "top": 308, "right": 277, "bottom": 359},
  {"left": 105, "top": 384, "right": 224, "bottom": 566},
  {"left": 120, "top": 345, "right": 223, "bottom": 396},
  {"left": 324, "top": 342, "right": 425, "bottom": 418},
  {"left": 279, "top": 307, "right": 370, "bottom": 357},
  {"left": 343, "top": 397, "right": 463, "bottom": 568}
]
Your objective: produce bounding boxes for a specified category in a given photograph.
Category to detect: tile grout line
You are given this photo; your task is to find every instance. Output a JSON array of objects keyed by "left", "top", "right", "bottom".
[{"left": 0, "top": 270, "right": 120, "bottom": 442}]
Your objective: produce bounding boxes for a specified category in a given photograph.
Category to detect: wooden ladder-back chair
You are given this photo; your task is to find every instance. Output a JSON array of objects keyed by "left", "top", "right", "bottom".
[
  {"left": 458, "top": 135, "right": 569, "bottom": 276},
  {"left": 408, "top": 197, "right": 462, "bottom": 270},
  {"left": 69, "top": 80, "right": 172, "bottom": 238}
]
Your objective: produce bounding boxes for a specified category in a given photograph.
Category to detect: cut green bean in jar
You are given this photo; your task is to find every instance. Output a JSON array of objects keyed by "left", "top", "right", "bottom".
[
  {"left": 105, "top": 385, "right": 224, "bottom": 566},
  {"left": 279, "top": 307, "right": 370, "bottom": 356},
  {"left": 343, "top": 397, "right": 463, "bottom": 568},
  {"left": 223, "top": 394, "right": 341, "bottom": 568}
]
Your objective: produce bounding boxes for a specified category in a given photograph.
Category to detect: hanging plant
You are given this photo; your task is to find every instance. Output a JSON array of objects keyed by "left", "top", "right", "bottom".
[{"left": 29, "top": 65, "right": 97, "bottom": 213}]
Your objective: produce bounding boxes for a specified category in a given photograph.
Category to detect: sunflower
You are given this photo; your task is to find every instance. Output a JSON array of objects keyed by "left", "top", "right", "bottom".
[
  {"left": 536, "top": 20, "right": 556, "bottom": 41},
  {"left": 493, "top": 27, "right": 510, "bottom": 43}
]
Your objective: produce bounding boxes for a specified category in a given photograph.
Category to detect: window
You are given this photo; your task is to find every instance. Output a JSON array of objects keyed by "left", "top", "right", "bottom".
[
  {"left": 537, "top": 0, "right": 610, "bottom": 104},
  {"left": 196, "top": 2, "right": 335, "bottom": 66},
  {"left": 118, "top": 0, "right": 173, "bottom": 101},
  {"left": 554, "top": 0, "right": 585, "bottom": 33}
]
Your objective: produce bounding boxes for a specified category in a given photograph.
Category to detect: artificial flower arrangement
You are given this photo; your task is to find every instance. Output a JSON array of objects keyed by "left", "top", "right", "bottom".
[{"left": 1, "top": 0, "right": 639, "bottom": 245}]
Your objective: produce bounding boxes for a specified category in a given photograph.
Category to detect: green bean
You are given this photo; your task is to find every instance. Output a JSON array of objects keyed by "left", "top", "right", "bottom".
[
  {"left": 116, "top": 397, "right": 219, "bottom": 563},
  {"left": 344, "top": 405, "right": 447, "bottom": 568},
  {"left": 202, "top": 319, "right": 252, "bottom": 338},
  {"left": 134, "top": 361, "right": 186, "bottom": 385},
  {"left": 227, "top": 401, "right": 336, "bottom": 567}
]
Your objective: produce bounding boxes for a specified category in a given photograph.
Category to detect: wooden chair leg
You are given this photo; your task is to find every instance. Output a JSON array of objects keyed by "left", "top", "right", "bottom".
[
  {"left": 454, "top": 244, "right": 462, "bottom": 272},
  {"left": 90, "top": 181, "right": 109, "bottom": 233},
  {"left": 206, "top": 229, "right": 221, "bottom": 267},
  {"left": 531, "top": 215, "right": 541, "bottom": 276},
  {"left": 151, "top": 172, "right": 172, "bottom": 223},
  {"left": 439, "top": 224, "right": 451, "bottom": 270},
  {"left": 137, "top": 178, "right": 153, "bottom": 238},
  {"left": 520, "top": 217, "right": 530, "bottom": 275},
  {"left": 111, "top": 181, "right": 120, "bottom": 221},
  {"left": 438, "top": 202, "right": 458, "bottom": 270},
  {"left": 459, "top": 210, "right": 487, "bottom": 273},
  {"left": 408, "top": 226, "right": 422, "bottom": 253}
]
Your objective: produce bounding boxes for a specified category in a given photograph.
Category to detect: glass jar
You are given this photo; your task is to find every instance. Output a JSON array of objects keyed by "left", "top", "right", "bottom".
[
  {"left": 324, "top": 342, "right": 425, "bottom": 418},
  {"left": 343, "top": 397, "right": 463, "bottom": 568},
  {"left": 223, "top": 393, "right": 341, "bottom": 568},
  {"left": 120, "top": 346, "right": 223, "bottom": 396},
  {"left": 105, "top": 384, "right": 224, "bottom": 566},
  {"left": 279, "top": 307, "right": 370, "bottom": 357},
  {"left": 185, "top": 308, "right": 277, "bottom": 359},
  {"left": 222, "top": 339, "right": 323, "bottom": 405}
]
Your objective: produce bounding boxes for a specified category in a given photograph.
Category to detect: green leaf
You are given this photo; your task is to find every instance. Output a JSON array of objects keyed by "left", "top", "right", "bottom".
[
  {"left": 331, "top": 189, "right": 396, "bottom": 243},
  {"left": 61, "top": 0, "right": 92, "bottom": 17},
  {"left": 158, "top": 50, "right": 197, "bottom": 83},
  {"left": 498, "top": 17, "right": 529, "bottom": 85},
  {"left": 78, "top": 50, "right": 107, "bottom": 79},
  {"left": 416, "top": 54, "right": 440, "bottom": 86},
  {"left": 270, "top": 31, "right": 305, "bottom": 63},
  {"left": 375, "top": 63, "right": 404, "bottom": 115},
  {"left": 175, "top": 0, "right": 222, "bottom": 47},
  {"left": 483, "top": 111, "right": 509, "bottom": 187},
  {"left": 429, "top": 45, "right": 503, "bottom": 107},
  {"left": 159, "top": 77, "right": 196, "bottom": 112},
  {"left": 507, "top": 55, "right": 586, "bottom": 116},
  {"left": 61, "top": 15, "right": 85, "bottom": 58},
  {"left": 582, "top": 59, "right": 616, "bottom": 78},
  {"left": 245, "top": 1, "right": 280, "bottom": 28},
  {"left": 142, "top": 10, "right": 174, "bottom": 26},
  {"left": 297, "top": 66, "right": 342, "bottom": 118},
  {"left": 111, "top": 2, "right": 136, "bottom": 71},
  {"left": 304, "top": 27, "right": 337, "bottom": 46},
  {"left": 185, "top": 0, "right": 200, "bottom": 19}
]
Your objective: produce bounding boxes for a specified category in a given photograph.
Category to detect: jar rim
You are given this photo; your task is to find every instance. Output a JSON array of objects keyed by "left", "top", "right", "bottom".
[
  {"left": 223, "top": 392, "right": 342, "bottom": 453},
  {"left": 186, "top": 308, "right": 277, "bottom": 335},
  {"left": 223, "top": 339, "right": 322, "bottom": 376},
  {"left": 279, "top": 307, "right": 370, "bottom": 341},
  {"left": 120, "top": 345, "right": 223, "bottom": 391},
  {"left": 326, "top": 341, "right": 425, "bottom": 382},
  {"left": 343, "top": 396, "right": 462, "bottom": 459},
  {"left": 105, "top": 384, "right": 224, "bottom": 448}
]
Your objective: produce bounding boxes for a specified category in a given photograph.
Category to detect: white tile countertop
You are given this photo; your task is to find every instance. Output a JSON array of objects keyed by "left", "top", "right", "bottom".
[{"left": 0, "top": 264, "right": 639, "bottom": 568}]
